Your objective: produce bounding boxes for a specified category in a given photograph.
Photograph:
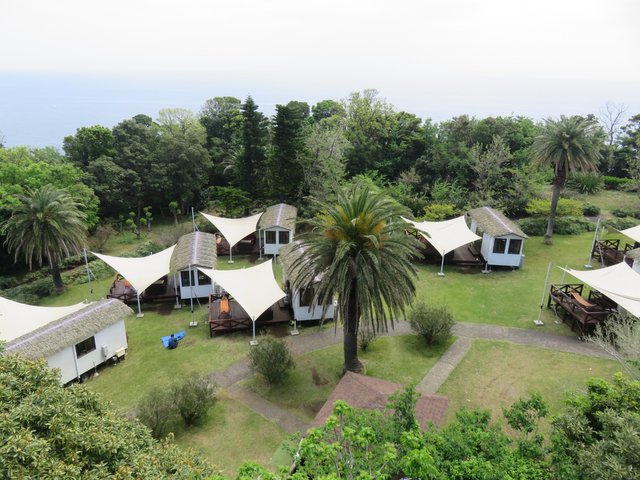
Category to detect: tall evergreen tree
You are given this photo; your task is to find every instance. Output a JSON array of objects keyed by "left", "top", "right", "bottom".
[{"left": 236, "top": 96, "right": 268, "bottom": 197}]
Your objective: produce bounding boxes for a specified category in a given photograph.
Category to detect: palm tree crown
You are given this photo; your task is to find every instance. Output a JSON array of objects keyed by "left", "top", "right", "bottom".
[
  {"left": 531, "top": 116, "right": 602, "bottom": 243},
  {"left": 292, "top": 185, "right": 422, "bottom": 372},
  {"left": 2, "top": 184, "right": 87, "bottom": 291}
]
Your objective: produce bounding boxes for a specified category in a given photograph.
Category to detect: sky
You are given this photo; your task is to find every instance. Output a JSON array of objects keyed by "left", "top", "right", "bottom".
[{"left": 1, "top": 0, "right": 639, "bottom": 147}]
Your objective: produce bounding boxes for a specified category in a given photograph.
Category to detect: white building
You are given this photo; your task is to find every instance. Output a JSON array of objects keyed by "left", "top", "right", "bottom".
[
  {"left": 2, "top": 298, "right": 132, "bottom": 384},
  {"left": 467, "top": 206, "right": 528, "bottom": 269},
  {"left": 258, "top": 203, "right": 297, "bottom": 256},
  {"left": 171, "top": 231, "right": 218, "bottom": 300}
]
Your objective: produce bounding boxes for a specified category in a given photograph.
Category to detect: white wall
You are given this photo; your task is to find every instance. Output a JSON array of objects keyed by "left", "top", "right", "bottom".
[
  {"left": 292, "top": 288, "right": 335, "bottom": 322},
  {"left": 483, "top": 234, "right": 525, "bottom": 268},
  {"left": 179, "top": 268, "right": 215, "bottom": 300},
  {"left": 47, "top": 319, "right": 128, "bottom": 384},
  {"left": 263, "top": 227, "right": 293, "bottom": 256}
]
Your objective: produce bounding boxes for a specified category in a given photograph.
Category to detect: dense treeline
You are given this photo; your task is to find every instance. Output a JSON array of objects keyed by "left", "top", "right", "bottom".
[{"left": 1, "top": 90, "right": 639, "bottom": 272}]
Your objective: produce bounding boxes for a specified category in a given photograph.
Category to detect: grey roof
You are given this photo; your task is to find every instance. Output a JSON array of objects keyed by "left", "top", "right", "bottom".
[
  {"left": 258, "top": 203, "right": 297, "bottom": 231},
  {"left": 467, "top": 206, "right": 528, "bottom": 239},
  {"left": 170, "top": 231, "right": 217, "bottom": 272},
  {"left": 5, "top": 299, "right": 133, "bottom": 359}
]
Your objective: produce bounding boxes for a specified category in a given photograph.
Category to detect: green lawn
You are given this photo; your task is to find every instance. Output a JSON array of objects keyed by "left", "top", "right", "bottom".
[
  {"left": 414, "top": 232, "right": 599, "bottom": 333},
  {"left": 245, "top": 335, "right": 453, "bottom": 422},
  {"left": 572, "top": 189, "right": 640, "bottom": 217},
  {"left": 439, "top": 339, "right": 621, "bottom": 423}
]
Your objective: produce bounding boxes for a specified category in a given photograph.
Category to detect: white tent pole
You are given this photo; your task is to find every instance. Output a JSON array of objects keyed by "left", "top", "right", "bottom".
[
  {"left": 258, "top": 229, "right": 263, "bottom": 260},
  {"left": 535, "top": 262, "right": 553, "bottom": 325},
  {"left": 250, "top": 318, "right": 257, "bottom": 346},
  {"left": 585, "top": 217, "right": 601, "bottom": 268},
  {"left": 229, "top": 246, "right": 234, "bottom": 264},
  {"left": 189, "top": 264, "right": 195, "bottom": 323},
  {"left": 136, "top": 294, "right": 144, "bottom": 318},
  {"left": 191, "top": 207, "right": 196, "bottom": 232},
  {"left": 174, "top": 273, "right": 181, "bottom": 309},
  {"left": 437, "top": 252, "right": 445, "bottom": 277},
  {"left": 83, "top": 248, "right": 94, "bottom": 303}
]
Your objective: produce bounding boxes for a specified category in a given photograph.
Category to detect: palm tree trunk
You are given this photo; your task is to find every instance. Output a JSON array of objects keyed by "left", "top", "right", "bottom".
[
  {"left": 51, "top": 264, "right": 64, "bottom": 293},
  {"left": 343, "top": 286, "right": 363, "bottom": 373},
  {"left": 544, "top": 172, "right": 566, "bottom": 245}
]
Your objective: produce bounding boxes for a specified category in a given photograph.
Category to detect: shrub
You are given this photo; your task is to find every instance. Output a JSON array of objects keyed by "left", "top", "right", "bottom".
[
  {"left": 582, "top": 203, "right": 601, "bottom": 216},
  {"left": 566, "top": 173, "right": 603, "bottom": 194},
  {"left": 248, "top": 337, "right": 295, "bottom": 384},
  {"left": 603, "top": 175, "right": 633, "bottom": 190},
  {"left": 137, "top": 386, "right": 175, "bottom": 438},
  {"left": 409, "top": 302, "right": 455, "bottom": 347},
  {"left": 2, "top": 277, "right": 54, "bottom": 303},
  {"left": 611, "top": 207, "right": 636, "bottom": 218},
  {"left": 421, "top": 203, "right": 460, "bottom": 221},
  {"left": 358, "top": 324, "right": 377, "bottom": 352},
  {"left": 605, "top": 217, "right": 640, "bottom": 231},
  {"left": 172, "top": 374, "right": 216, "bottom": 427},
  {"left": 518, "top": 216, "right": 594, "bottom": 236},
  {"left": 525, "top": 198, "right": 583, "bottom": 217}
]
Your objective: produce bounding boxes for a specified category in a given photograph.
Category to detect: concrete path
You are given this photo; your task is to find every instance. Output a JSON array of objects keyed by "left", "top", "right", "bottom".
[{"left": 417, "top": 337, "right": 472, "bottom": 394}]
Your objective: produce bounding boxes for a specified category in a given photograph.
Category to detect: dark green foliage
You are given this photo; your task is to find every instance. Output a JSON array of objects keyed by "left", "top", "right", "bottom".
[
  {"left": 566, "top": 172, "right": 604, "bottom": 194},
  {"left": 236, "top": 96, "right": 268, "bottom": 196},
  {"left": 504, "top": 393, "right": 549, "bottom": 434},
  {"left": 582, "top": 203, "right": 601, "bottom": 216},
  {"left": 205, "top": 186, "right": 253, "bottom": 217},
  {"left": 0, "top": 353, "right": 212, "bottom": 478},
  {"left": 525, "top": 198, "right": 583, "bottom": 217},
  {"left": 612, "top": 207, "right": 637, "bottom": 218},
  {"left": 248, "top": 337, "right": 294, "bottom": 385},
  {"left": 605, "top": 217, "right": 640, "bottom": 230},
  {"left": 421, "top": 203, "right": 460, "bottom": 220},
  {"left": 62, "top": 125, "right": 116, "bottom": 168},
  {"left": 409, "top": 302, "right": 455, "bottom": 347},
  {"left": 519, "top": 216, "right": 594, "bottom": 236},
  {"left": 136, "top": 386, "right": 175, "bottom": 438},
  {"left": 0, "top": 276, "right": 54, "bottom": 303},
  {"left": 171, "top": 374, "right": 216, "bottom": 427}
]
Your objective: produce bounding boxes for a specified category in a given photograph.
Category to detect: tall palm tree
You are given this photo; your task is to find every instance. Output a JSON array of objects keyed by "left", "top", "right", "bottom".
[
  {"left": 532, "top": 116, "right": 602, "bottom": 244},
  {"left": 2, "top": 185, "right": 87, "bottom": 293},
  {"left": 291, "top": 185, "right": 422, "bottom": 373}
]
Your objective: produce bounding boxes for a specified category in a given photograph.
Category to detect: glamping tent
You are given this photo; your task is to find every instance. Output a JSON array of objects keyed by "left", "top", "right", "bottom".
[
  {"left": 279, "top": 242, "right": 335, "bottom": 322},
  {"left": 199, "top": 260, "right": 286, "bottom": 344},
  {"left": 1, "top": 297, "right": 132, "bottom": 384},
  {"left": 170, "top": 231, "right": 218, "bottom": 301},
  {"left": 258, "top": 203, "right": 297, "bottom": 256},
  {"left": 467, "top": 207, "right": 528, "bottom": 269},
  {"left": 200, "top": 211, "right": 262, "bottom": 262},
  {"left": 401, "top": 216, "right": 481, "bottom": 275}
]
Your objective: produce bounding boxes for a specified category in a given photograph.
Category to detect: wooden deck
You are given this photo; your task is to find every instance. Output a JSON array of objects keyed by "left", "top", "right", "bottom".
[
  {"left": 547, "top": 283, "right": 616, "bottom": 336},
  {"left": 106, "top": 274, "right": 177, "bottom": 305},
  {"left": 208, "top": 296, "right": 290, "bottom": 335},
  {"left": 591, "top": 239, "right": 634, "bottom": 266}
]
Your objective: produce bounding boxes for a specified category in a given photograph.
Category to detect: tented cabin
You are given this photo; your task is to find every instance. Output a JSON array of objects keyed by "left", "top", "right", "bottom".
[
  {"left": 467, "top": 207, "right": 528, "bottom": 269},
  {"left": 258, "top": 203, "right": 297, "bottom": 256},
  {"left": 2, "top": 298, "right": 132, "bottom": 384},
  {"left": 171, "top": 231, "right": 218, "bottom": 301},
  {"left": 280, "top": 242, "right": 335, "bottom": 322}
]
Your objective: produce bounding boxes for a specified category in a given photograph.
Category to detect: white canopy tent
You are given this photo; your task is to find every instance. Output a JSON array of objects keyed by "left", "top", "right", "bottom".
[
  {"left": 92, "top": 245, "right": 176, "bottom": 316},
  {"left": 0, "top": 296, "right": 87, "bottom": 342},
  {"left": 561, "top": 263, "right": 640, "bottom": 318},
  {"left": 620, "top": 224, "right": 640, "bottom": 244},
  {"left": 199, "top": 212, "right": 263, "bottom": 263},
  {"left": 199, "top": 260, "right": 286, "bottom": 344},
  {"left": 402, "top": 216, "right": 481, "bottom": 275}
]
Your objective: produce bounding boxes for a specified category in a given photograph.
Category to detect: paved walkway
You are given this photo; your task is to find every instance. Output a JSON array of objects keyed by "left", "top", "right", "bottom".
[{"left": 213, "top": 321, "right": 612, "bottom": 433}]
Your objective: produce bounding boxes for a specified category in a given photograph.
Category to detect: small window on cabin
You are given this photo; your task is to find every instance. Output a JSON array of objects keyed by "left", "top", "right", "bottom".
[
  {"left": 197, "top": 270, "right": 211, "bottom": 285},
  {"left": 299, "top": 287, "right": 314, "bottom": 307},
  {"left": 279, "top": 231, "right": 290, "bottom": 244},
  {"left": 266, "top": 231, "right": 276, "bottom": 244},
  {"left": 492, "top": 238, "right": 507, "bottom": 254},
  {"left": 75, "top": 336, "right": 96, "bottom": 358},
  {"left": 181, "top": 270, "right": 194, "bottom": 287},
  {"left": 508, "top": 239, "right": 523, "bottom": 255}
]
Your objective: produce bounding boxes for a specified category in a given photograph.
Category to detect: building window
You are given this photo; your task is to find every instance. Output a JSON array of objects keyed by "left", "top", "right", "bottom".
[
  {"left": 75, "top": 336, "right": 96, "bottom": 358},
  {"left": 265, "top": 231, "right": 276, "bottom": 244},
  {"left": 508, "top": 239, "right": 523, "bottom": 255},
  {"left": 279, "top": 231, "right": 290, "bottom": 244},
  {"left": 299, "top": 287, "right": 314, "bottom": 307},
  {"left": 492, "top": 238, "right": 507, "bottom": 254},
  {"left": 181, "top": 270, "right": 194, "bottom": 287},
  {"left": 197, "top": 270, "right": 211, "bottom": 285}
]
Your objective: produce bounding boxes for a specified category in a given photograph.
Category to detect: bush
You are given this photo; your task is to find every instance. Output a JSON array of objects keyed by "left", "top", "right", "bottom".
[
  {"left": 611, "top": 207, "right": 636, "bottom": 218},
  {"left": 566, "top": 173, "right": 603, "bottom": 194},
  {"left": 137, "top": 386, "right": 175, "bottom": 438},
  {"left": 525, "top": 198, "right": 583, "bottom": 217},
  {"left": 248, "top": 337, "right": 295, "bottom": 384},
  {"left": 358, "top": 324, "right": 377, "bottom": 352},
  {"left": 605, "top": 217, "right": 640, "bottom": 231},
  {"left": 582, "top": 203, "right": 601, "bottom": 216},
  {"left": 518, "top": 216, "right": 595, "bottom": 236},
  {"left": 2, "top": 277, "right": 54, "bottom": 303},
  {"left": 603, "top": 175, "right": 633, "bottom": 190},
  {"left": 421, "top": 203, "right": 460, "bottom": 221},
  {"left": 172, "top": 374, "right": 216, "bottom": 427},
  {"left": 409, "top": 302, "right": 455, "bottom": 347}
]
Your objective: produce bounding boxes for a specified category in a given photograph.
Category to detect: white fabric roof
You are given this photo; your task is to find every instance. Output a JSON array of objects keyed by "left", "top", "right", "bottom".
[
  {"left": 0, "top": 296, "right": 87, "bottom": 342},
  {"left": 401, "top": 216, "right": 481, "bottom": 255},
  {"left": 92, "top": 245, "right": 176, "bottom": 295},
  {"left": 199, "top": 212, "right": 262, "bottom": 248},
  {"left": 620, "top": 224, "right": 640, "bottom": 244},
  {"left": 199, "top": 260, "right": 285, "bottom": 321},
  {"left": 561, "top": 263, "right": 640, "bottom": 318}
]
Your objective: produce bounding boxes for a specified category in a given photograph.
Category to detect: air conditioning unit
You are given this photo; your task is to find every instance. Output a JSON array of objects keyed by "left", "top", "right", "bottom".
[{"left": 101, "top": 345, "right": 109, "bottom": 359}]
